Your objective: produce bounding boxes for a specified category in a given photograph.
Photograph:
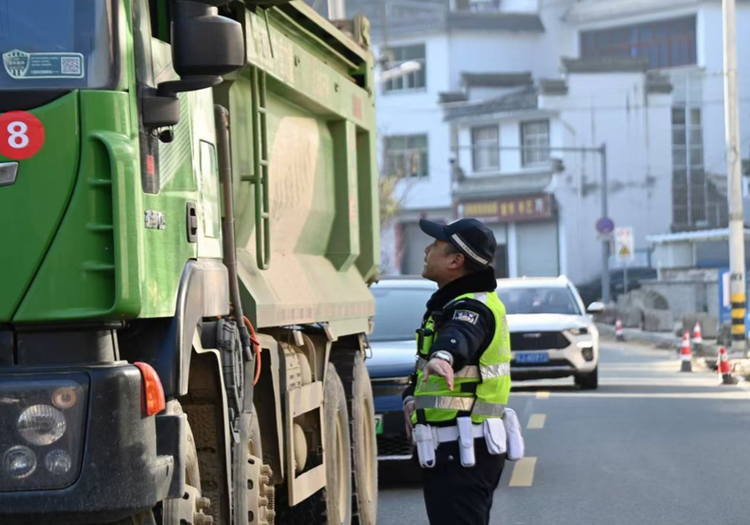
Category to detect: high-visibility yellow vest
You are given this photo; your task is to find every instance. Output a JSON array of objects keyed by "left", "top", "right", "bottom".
[{"left": 412, "top": 291, "right": 511, "bottom": 425}]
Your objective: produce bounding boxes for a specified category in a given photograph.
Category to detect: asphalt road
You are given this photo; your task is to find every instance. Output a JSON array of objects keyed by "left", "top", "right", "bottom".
[{"left": 377, "top": 340, "right": 750, "bottom": 525}]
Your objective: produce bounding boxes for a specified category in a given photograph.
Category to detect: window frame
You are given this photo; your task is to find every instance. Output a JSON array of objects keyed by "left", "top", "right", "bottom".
[
  {"left": 579, "top": 16, "right": 697, "bottom": 69},
  {"left": 383, "top": 43, "right": 427, "bottom": 93},
  {"left": 471, "top": 125, "right": 500, "bottom": 173},
  {"left": 384, "top": 134, "right": 429, "bottom": 179},
  {"left": 520, "top": 120, "right": 551, "bottom": 167}
]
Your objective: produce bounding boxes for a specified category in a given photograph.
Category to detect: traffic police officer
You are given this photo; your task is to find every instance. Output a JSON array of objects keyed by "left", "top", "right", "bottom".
[{"left": 402, "top": 217, "right": 512, "bottom": 525}]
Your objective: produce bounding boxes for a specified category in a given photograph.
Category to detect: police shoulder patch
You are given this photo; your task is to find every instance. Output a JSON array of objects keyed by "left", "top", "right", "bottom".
[{"left": 453, "top": 309, "right": 479, "bottom": 324}]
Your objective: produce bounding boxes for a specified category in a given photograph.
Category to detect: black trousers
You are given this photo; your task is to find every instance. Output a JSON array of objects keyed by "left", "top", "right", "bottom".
[{"left": 421, "top": 438, "right": 506, "bottom": 525}]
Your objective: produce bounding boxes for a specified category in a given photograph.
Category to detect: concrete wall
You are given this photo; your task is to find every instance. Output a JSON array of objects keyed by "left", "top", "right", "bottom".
[
  {"left": 642, "top": 280, "right": 719, "bottom": 320},
  {"left": 542, "top": 73, "right": 674, "bottom": 284}
]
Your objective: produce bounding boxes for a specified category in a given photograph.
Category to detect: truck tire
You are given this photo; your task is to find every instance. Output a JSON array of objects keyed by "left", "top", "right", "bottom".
[
  {"left": 234, "top": 405, "right": 274, "bottom": 525},
  {"left": 331, "top": 351, "right": 378, "bottom": 525},
  {"left": 104, "top": 401, "right": 203, "bottom": 525},
  {"left": 276, "top": 364, "right": 352, "bottom": 525}
]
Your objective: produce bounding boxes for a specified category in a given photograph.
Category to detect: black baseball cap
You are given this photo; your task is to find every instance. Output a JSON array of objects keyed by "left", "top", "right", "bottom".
[{"left": 419, "top": 218, "right": 497, "bottom": 267}]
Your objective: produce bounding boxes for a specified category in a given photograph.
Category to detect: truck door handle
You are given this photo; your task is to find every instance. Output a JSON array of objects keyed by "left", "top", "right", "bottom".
[{"left": 186, "top": 202, "right": 198, "bottom": 243}]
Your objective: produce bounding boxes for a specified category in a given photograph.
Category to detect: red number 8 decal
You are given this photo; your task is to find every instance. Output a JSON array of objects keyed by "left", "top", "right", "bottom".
[{"left": 0, "top": 111, "right": 45, "bottom": 160}]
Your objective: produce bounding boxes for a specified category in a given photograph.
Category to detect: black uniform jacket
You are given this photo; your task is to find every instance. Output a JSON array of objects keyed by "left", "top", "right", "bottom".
[{"left": 402, "top": 267, "right": 498, "bottom": 401}]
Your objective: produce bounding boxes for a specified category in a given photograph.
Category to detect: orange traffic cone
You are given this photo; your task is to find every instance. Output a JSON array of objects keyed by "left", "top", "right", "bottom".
[
  {"left": 615, "top": 319, "right": 624, "bottom": 341},
  {"left": 680, "top": 331, "right": 692, "bottom": 372},
  {"left": 717, "top": 347, "right": 737, "bottom": 385},
  {"left": 692, "top": 322, "right": 703, "bottom": 344}
]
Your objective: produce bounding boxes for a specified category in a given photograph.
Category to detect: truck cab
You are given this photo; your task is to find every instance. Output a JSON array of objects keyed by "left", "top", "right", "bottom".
[{"left": 0, "top": 1, "right": 379, "bottom": 524}]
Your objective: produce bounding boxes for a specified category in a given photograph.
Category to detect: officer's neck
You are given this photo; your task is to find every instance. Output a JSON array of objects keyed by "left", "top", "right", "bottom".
[{"left": 436, "top": 271, "right": 466, "bottom": 289}]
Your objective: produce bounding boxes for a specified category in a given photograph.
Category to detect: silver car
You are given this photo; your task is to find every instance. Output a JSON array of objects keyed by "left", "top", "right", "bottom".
[{"left": 497, "top": 277, "right": 604, "bottom": 390}]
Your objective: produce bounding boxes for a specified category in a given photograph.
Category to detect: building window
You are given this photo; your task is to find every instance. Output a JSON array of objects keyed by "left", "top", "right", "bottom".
[
  {"left": 384, "top": 44, "right": 426, "bottom": 92},
  {"left": 471, "top": 126, "right": 499, "bottom": 172},
  {"left": 671, "top": 106, "right": 721, "bottom": 230},
  {"left": 521, "top": 120, "right": 550, "bottom": 166},
  {"left": 580, "top": 16, "right": 696, "bottom": 69},
  {"left": 385, "top": 135, "right": 429, "bottom": 178}
]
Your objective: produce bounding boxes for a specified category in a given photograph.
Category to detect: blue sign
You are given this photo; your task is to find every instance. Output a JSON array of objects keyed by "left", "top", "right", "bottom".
[
  {"left": 718, "top": 268, "right": 750, "bottom": 329},
  {"left": 596, "top": 217, "right": 615, "bottom": 235}
]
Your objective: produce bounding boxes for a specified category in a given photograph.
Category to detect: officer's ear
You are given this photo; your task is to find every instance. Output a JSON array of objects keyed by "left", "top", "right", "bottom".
[{"left": 447, "top": 251, "right": 466, "bottom": 271}]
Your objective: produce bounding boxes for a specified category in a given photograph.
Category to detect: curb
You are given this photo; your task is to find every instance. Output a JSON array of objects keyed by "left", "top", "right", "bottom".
[{"left": 597, "top": 323, "right": 726, "bottom": 367}]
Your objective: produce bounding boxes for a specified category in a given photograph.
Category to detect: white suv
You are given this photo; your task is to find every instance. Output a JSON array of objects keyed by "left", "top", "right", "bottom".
[{"left": 496, "top": 276, "right": 603, "bottom": 390}]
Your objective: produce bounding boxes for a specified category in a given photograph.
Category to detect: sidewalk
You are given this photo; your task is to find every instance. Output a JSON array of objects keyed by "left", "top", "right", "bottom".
[{"left": 597, "top": 323, "right": 750, "bottom": 377}]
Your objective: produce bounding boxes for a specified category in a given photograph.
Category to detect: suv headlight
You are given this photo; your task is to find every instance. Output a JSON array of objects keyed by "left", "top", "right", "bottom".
[
  {"left": 569, "top": 327, "right": 589, "bottom": 336},
  {"left": 0, "top": 375, "right": 88, "bottom": 491}
]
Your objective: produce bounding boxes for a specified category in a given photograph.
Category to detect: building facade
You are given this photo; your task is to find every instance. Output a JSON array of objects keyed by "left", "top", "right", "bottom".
[{"left": 349, "top": 0, "right": 750, "bottom": 284}]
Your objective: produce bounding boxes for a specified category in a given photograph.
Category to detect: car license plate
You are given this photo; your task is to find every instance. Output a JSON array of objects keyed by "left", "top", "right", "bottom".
[
  {"left": 515, "top": 352, "right": 549, "bottom": 364},
  {"left": 375, "top": 414, "right": 383, "bottom": 435}
]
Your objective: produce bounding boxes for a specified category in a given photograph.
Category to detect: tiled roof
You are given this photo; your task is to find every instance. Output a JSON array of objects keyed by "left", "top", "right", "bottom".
[
  {"left": 443, "top": 87, "right": 539, "bottom": 120},
  {"left": 439, "top": 92, "right": 469, "bottom": 103},
  {"left": 539, "top": 78, "right": 568, "bottom": 95},
  {"left": 447, "top": 12, "right": 545, "bottom": 33},
  {"left": 461, "top": 72, "right": 533, "bottom": 88},
  {"left": 562, "top": 57, "right": 650, "bottom": 73}
]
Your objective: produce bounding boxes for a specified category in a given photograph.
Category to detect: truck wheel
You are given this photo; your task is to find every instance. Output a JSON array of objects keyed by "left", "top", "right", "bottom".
[
  {"left": 106, "top": 402, "right": 204, "bottom": 525},
  {"left": 276, "top": 364, "right": 352, "bottom": 525},
  {"left": 161, "top": 401, "right": 211, "bottom": 525},
  {"left": 234, "top": 405, "right": 274, "bottom": 525},
  {"left": 332, "top": 351, "right": 378, "bottom": 525}
]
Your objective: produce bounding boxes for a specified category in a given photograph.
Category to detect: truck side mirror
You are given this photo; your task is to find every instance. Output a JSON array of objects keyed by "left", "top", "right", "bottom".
[
  {"left": 145, "top": 0, "right": 244, "bottom": 135},
  {"left": 171, "top": 0, "right": 244, "bottom": 78}
]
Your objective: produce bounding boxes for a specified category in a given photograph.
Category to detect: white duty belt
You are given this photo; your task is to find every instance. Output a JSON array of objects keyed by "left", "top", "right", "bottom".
[{"left": 412, "top": 408, "right": 524, "bottom": 468}]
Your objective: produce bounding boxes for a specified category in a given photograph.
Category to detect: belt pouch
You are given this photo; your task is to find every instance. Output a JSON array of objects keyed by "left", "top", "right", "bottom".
[
  {"left": 413, "top": 424, "right": 436, "bottom": 468},
  {"left": 483, "top": 418, "right": 507, "bottom": 455},
  {"left": 456, "top": 417, "right": 476, "bottom": 467}
]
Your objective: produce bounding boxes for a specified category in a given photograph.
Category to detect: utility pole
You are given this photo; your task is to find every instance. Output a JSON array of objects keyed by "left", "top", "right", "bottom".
[
  {"left": 600, "top": 144, "right": 611, "bottom": 305},
  {"left": 722, "top": 0, "right": 747, "bottom": 353}
]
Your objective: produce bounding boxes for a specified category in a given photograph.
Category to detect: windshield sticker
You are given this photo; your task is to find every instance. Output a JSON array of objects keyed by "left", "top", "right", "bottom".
[{"left": 3, "top": 50, "right": 84, "bottom": 80}]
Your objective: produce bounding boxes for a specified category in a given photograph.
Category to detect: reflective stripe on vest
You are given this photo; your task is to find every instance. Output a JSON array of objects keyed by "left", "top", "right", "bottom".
[
  {"left": 414, "top": 396, "right": 506, "bottom": 418},
  {"left": 416, "top": 358, "right": 510, "bottom": 380},
  {"left": 413, "top": 290, "right": 512, "bottom": 425},
  {"left": 415, "top": 396, "right": 475, "bottom": 411}
]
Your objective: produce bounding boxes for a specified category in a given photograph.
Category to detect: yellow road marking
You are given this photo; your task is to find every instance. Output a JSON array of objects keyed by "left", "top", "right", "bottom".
[
  {"left": 527, "top": 414, "right": 546, "bottom": 429},
  {"left": 536, "top": 391, "right": 550, "bottom": 399},
  {"left": 509, "top": 457, "right": 537, "bottom": 487}
]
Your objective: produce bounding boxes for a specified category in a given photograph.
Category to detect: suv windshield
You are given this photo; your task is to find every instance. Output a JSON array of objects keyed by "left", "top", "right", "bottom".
[
  {"left": 498, "top": 286, "right": 582, "bottom": 316},
  {"left": 0, "top": 0, "right": 114, "bottom": 90},
  {"left": 370, "top": 286, "right": 434, "bottom": 342}
]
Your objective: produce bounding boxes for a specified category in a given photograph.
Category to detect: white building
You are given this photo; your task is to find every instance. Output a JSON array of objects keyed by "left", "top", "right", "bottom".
[
  {"left": 445, "top": 61, "right": 673, "bottom": 282},
  {"left": 349, "top": 0, "right": 750, "bottom": 284}
]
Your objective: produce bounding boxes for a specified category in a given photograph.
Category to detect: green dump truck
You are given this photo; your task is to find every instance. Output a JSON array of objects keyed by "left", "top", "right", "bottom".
[{"left": 0, "top": 1, "right": 379, "bottom": 524}]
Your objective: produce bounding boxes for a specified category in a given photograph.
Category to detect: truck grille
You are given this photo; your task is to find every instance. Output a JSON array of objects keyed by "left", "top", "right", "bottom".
[{"left": 511, "top": 331, "right": 569, "bottom": 351}]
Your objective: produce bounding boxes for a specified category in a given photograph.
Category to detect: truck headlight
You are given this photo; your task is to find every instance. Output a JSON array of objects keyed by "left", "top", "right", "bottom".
[
  {"left": 18, "top": 405, "right": 67, "bottom": 446},
  {"left": 0, "top": 375, "right": 87, "bottom": 491},
  {"left": 4, "top": 446, "right": 37, "bottom": 479},
  {"left": 45, "top": 449, "right": 72, "bottom": 475}
]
